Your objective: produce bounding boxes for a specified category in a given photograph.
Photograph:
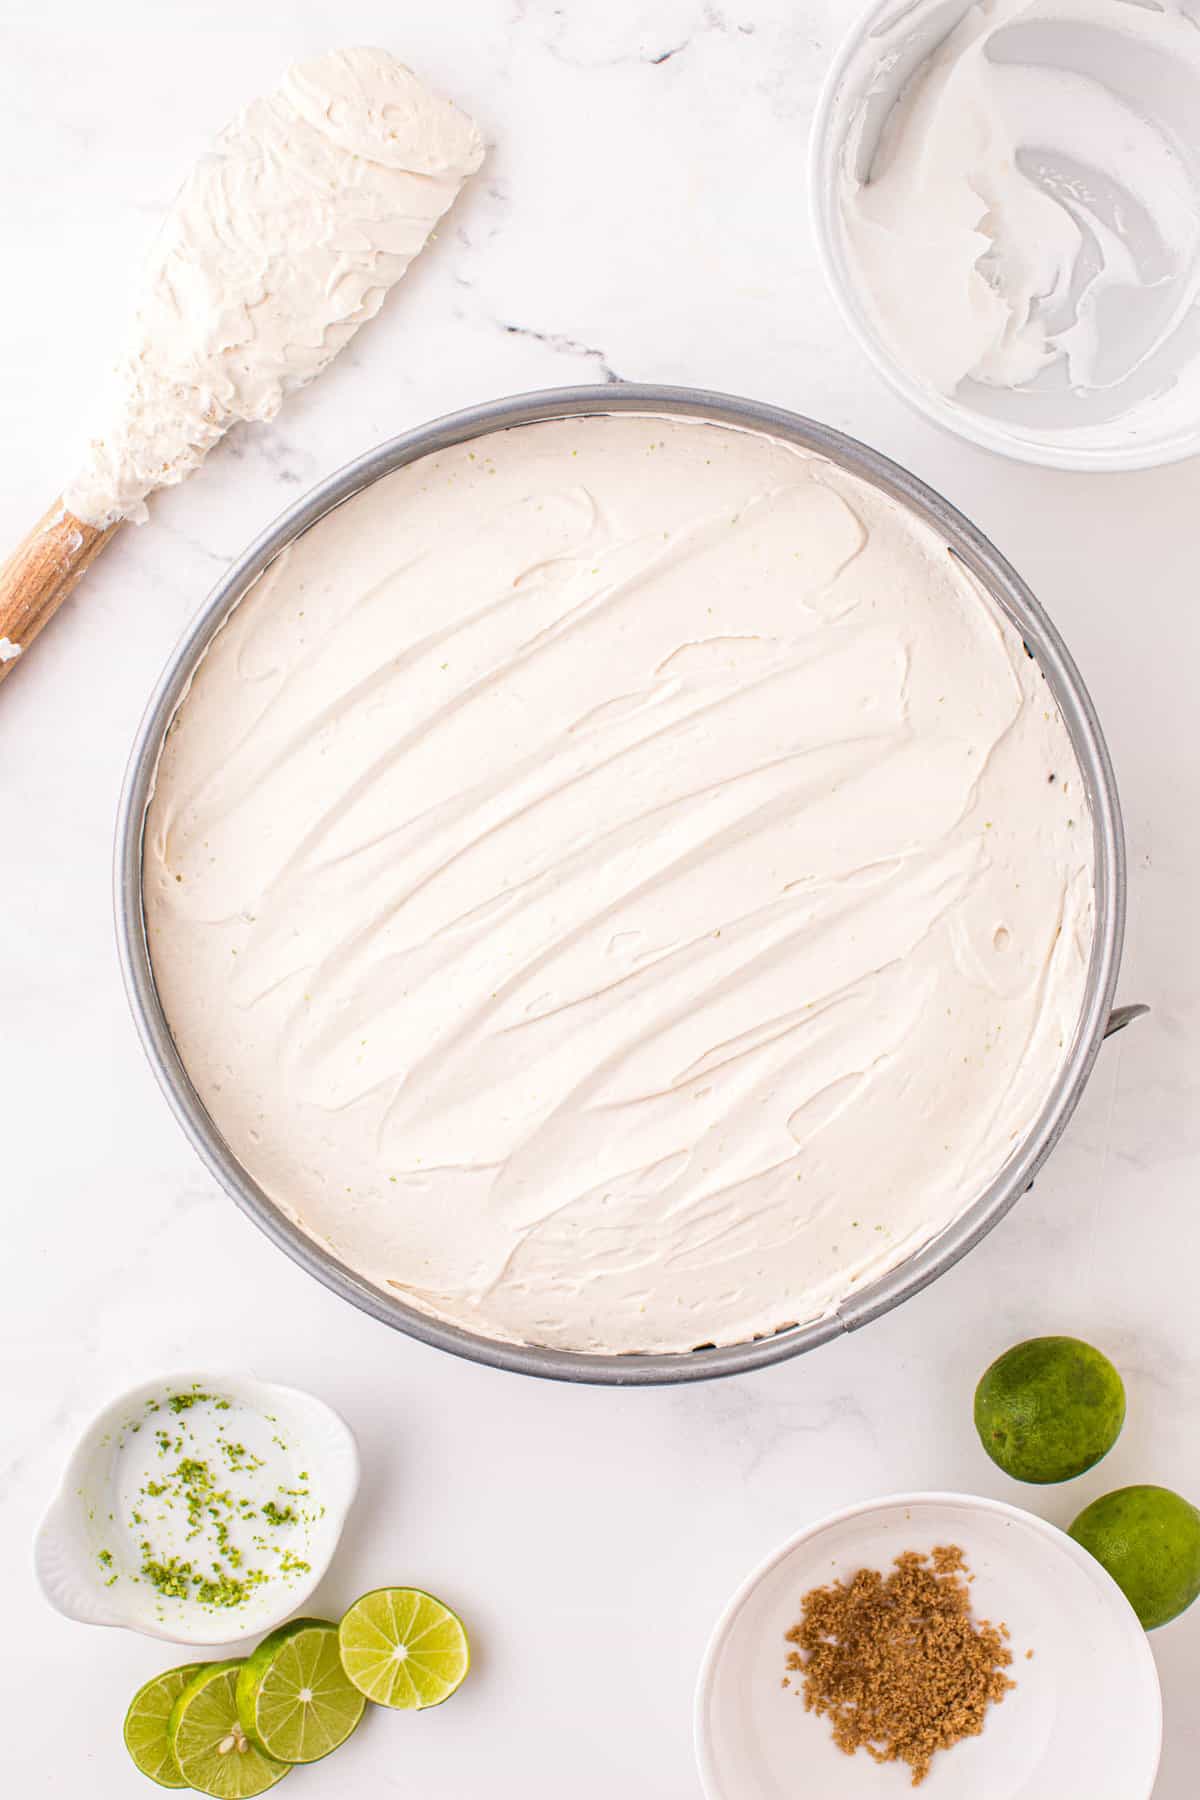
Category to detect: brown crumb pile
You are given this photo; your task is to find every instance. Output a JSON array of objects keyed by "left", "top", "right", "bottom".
[{"left": 783, "top": 1545, "right": 1015, "bottom": 1787}]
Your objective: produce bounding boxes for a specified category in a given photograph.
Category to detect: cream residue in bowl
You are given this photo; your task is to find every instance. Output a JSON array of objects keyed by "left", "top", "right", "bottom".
[
  {"left": 143, "top": 413, "right": 1094, "bottom": 1355},
  {"left": 836, "top": 0, "right": 1200, "bottom": 458}
]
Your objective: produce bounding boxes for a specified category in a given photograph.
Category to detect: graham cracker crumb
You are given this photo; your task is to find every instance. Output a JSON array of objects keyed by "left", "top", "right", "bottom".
[{"left": 784, "top": 1544, "right": 1016, "bottom": 1787}]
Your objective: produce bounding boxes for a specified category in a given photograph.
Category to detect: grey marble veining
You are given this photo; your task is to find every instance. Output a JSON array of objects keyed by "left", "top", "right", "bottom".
[{"left": 2, "top": 2, "right": 1198, "bottom": 1794}]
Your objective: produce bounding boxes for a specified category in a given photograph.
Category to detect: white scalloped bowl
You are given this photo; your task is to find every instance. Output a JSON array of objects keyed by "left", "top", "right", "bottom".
[{"left": 34, "top": 1372, "right": 359, "bottom": 1645}]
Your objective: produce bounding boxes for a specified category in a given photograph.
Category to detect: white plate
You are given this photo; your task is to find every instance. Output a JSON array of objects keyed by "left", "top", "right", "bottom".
[
  {"left": 695, "top": 1492, "right": 1161, "bottom": 1800},
  {"left": 34, "top": 1371, "right": 359, "bottom": 1645}
]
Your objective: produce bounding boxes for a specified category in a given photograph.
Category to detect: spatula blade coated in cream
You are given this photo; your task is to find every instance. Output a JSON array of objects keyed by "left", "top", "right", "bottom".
[{"left": 0, "top": 47, "right": 483, "bottom": 684}]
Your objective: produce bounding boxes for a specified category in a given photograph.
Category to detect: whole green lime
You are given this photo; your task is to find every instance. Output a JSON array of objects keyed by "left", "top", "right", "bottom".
[
  {"left": 973, "top": 1336, "right": 1125, "bottom": 1483},
  {"left": 1070, "top": 1485, "right": 1200, "bottom": 1630}
]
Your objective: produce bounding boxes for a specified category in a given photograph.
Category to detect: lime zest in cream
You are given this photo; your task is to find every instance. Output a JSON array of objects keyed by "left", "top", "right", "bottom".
[{"left": 106, "top": 1386, "right": 323, "bottom": 1619}]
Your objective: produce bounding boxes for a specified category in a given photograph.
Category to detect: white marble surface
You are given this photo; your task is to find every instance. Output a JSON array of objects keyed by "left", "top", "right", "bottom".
[{"left": 3, "top": 1, "right": 1199, "bottom": 1793}]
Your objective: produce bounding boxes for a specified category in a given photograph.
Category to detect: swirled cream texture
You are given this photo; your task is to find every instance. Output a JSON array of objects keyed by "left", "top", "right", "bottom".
[
  {"left": 144, "top": 415, "right": 1094, "bottom": 1354},
  {"left": 65, "top": 49, "right": 482, "bottom": 527},
  {"left": 839, "top": 0, "right": 1200, "bottom": 451}
]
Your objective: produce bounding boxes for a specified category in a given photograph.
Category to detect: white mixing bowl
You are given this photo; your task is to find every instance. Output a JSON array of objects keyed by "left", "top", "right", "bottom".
[{"left": 811, "top": 0, "right": 1200, "bottom": 471}]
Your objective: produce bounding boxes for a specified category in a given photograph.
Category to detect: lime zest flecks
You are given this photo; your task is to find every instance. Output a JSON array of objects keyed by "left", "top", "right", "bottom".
[
  {"left": 168, "top": 1390, "right": 228, "bottom": 1414},
  {"left": 139, "top": 1550, "right": 194, "bottom": 1600},
  {"left": 114, "top": 1390, "right": 319, "bottom": 1617},
  {"left": 138, "top": 1545, "right": 268, "bottom": 1609},
  {"left": 220, "top": 1439, "right": 266, "bottom": 1473}
]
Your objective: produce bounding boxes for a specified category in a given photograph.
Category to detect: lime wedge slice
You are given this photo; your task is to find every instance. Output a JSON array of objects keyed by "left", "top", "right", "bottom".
[
  {"left": 168, "top": 1662, "right": 290, "bottom": 1797},
  {"left": 125, "top": 1664, "right": 206, "bottom": 1787},
  {"left": 338, "top": 1588, "right": 470, "bottom": 1709},
  {"left": 236, "top": 1618, "right": 365, "bottom": 1763}
]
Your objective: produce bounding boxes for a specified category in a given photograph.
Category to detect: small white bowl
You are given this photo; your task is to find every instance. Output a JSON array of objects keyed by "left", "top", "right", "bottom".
[
  {"left": 810, "top": 0, "right": 1200, "bottom": 472},
  {"left": 34, "top": 1372, "right": 359, "bottom": 1645},
  {"left": 695, "top": 1491, "right": 1161, "bottom": 1800}
]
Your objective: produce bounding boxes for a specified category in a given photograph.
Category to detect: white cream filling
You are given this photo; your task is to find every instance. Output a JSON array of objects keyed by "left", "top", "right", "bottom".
[
  {"left": 65, "top": 48, "right": 482, "bottom": 527},
  {"left": 144, "top": 413, "right": 1094, "bottom": 1355}
]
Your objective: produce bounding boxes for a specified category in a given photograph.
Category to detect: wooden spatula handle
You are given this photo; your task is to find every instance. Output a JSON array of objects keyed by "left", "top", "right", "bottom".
[{"left": 0, "top": 500, "right": 121, "bottom": 682}]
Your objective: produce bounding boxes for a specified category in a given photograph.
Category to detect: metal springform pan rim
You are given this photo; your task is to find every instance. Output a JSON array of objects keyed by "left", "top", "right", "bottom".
[{"left": 114, "top": 384, "right": 1126, "bottom": 1386}]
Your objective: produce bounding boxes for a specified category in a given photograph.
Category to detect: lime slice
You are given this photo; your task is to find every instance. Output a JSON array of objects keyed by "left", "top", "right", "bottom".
[
  {"left": 338, "top": 1588, "right": 470, "bottom": 1709},
  {"left": 236, "top": 1618, "right": 365, "bottom": 1763},
  {"left": 125, "top": 1664, "right": 206, "bottom": 1787},
  {"left": 168, "top": 1662, "right": 290, "bottom": 1797}
]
